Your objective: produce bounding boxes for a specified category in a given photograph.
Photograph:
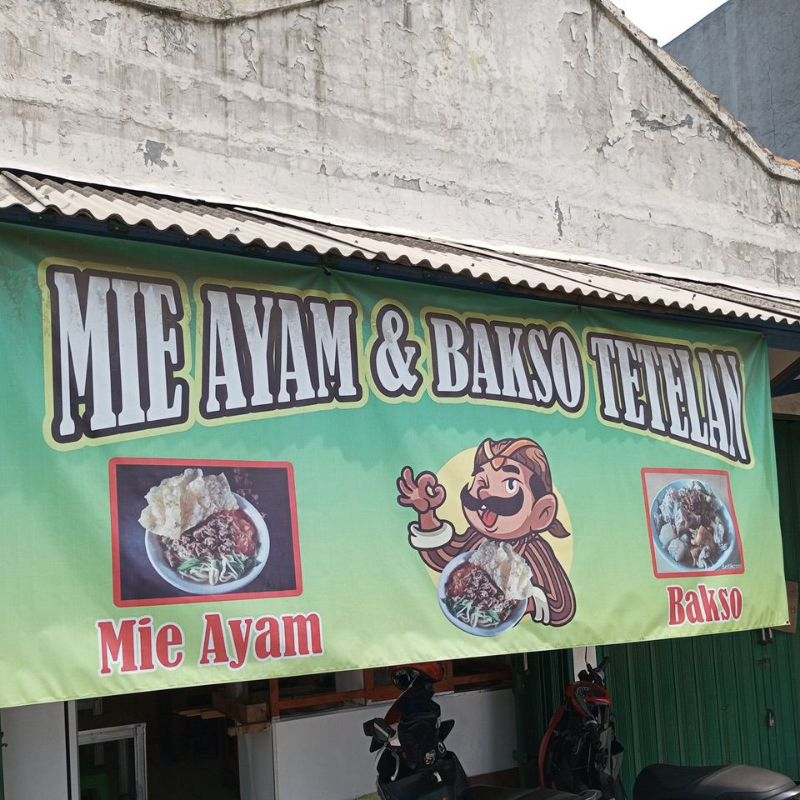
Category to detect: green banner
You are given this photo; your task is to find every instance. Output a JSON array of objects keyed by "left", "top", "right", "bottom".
[{"left": 0, "top": 221, "right": 788, "bottom": 707}]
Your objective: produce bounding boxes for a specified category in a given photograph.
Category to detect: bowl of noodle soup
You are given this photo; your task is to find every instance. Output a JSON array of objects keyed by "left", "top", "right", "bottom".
[{"left": 438, "top": 551, "right": 528, "bottom": 637}]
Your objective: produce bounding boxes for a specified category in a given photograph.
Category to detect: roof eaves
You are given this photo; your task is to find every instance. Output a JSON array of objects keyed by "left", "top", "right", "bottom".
[{"left": 3, "top": 170, "right": 800, "bottom": 330}]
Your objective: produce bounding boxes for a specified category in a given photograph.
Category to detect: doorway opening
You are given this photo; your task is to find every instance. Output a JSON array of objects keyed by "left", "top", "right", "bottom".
[{"left": 76, "top": 686, "right": 239, "bottom": 800}]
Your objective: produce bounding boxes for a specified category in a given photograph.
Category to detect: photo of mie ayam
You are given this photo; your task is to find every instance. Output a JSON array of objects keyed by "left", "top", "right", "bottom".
[{"left": 110, "top": 459, "right": 301, "bottom": 606}]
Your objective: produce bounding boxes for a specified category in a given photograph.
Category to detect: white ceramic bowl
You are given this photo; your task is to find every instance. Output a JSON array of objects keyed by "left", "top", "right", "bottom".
[
  {"left": 437, "top": 551, "right": 527, "bottom": 637},
  {"left": 650, "top": 480, "right": 735, "bottom": 572},
  {"left": 145, "top": 494, "right": 269, "bottom": 595}
]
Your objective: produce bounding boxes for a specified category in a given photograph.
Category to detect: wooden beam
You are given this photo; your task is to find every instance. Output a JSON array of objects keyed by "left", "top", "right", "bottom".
[
  {"left": 227, "top": 721, "right": 271, "bottom": 737},
  {"left": 177, "top": 707, "right": 226, "bottom": 719},
  {"left": 277, "top": 688, "right": 365, "bottom": 711},
  {"left": 452, "top": 669, "right": 511, "bottom": 687}
]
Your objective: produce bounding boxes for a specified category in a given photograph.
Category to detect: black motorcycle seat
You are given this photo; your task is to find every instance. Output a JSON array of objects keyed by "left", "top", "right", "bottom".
[
  {"left": 634, "top": 763, "right": 799, "bottom": 800},
  {"left": 465, "top": 787, "right": 583, "bottom": 800}
]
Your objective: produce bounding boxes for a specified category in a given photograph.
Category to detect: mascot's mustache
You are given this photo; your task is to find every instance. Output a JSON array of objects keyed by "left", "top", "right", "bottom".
[{"left": 460, "top": 485, "right": 525, "bottom": 517}]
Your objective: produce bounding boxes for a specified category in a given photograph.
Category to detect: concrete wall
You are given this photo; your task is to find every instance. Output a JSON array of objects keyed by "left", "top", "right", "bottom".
[
  {"left": 668, "top": 0, "right": 800, "bottom": 163},
  {"left": 1, "top": 704, "right": 70, "bottom": 800},
  {"left": 1, "top": 0, "right": 799, "bottom": 289}
]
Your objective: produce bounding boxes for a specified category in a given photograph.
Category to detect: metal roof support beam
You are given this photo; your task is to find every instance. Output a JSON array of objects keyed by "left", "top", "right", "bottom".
[{"left": 772, "top": 355, "right": 800, "bottom": 398}]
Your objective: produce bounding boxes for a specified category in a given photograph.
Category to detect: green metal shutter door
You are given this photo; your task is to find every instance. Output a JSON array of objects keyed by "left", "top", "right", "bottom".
[
  {"left": 0, "top": 711, "right": 4, "bottom": 800},
  {"left": 604, "top": 419, "right": 800, "bottom": 791},
  {"left": 512, "top": 650, "right": 573, "bottom": 787},
  {"left": 765, "top": 418, "right": 800, "bottom": 776}
]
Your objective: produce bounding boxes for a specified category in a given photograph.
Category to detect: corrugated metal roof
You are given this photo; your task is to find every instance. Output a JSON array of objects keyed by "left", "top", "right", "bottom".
[{"left": 2, "top": 170, "right": 800, "bottom": 328}]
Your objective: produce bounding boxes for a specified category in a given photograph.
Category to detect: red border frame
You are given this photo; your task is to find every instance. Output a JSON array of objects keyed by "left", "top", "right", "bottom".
[
  {"left": 109, "top": 457, "right": 303, "bottom": 607},
  {"left": 641, "top": 468, "right": 745, "bottom": 579}
]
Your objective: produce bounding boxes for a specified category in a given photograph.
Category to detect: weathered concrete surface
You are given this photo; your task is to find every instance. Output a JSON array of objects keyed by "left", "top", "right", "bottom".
[
  {"left": 668, "top": 0, "right": 800, "bottom": 164},
  {"left": 1, "top": 0, "right": 799, "bottom": 286}
]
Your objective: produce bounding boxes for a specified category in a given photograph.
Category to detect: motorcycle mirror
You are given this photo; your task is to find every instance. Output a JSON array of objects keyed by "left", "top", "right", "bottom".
[{"left": 371, "top": 718, "right": 395, "bottom": 744}]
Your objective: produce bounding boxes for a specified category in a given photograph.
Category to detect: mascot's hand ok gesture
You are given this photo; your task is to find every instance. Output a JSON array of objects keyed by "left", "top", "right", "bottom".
[{"left": 396, "top": 467, "right": 446, "bottom": 532}]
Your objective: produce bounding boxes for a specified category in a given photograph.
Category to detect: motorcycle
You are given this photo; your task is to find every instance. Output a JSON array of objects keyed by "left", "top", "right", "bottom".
[
  {"left": 363, "top": 663, "right": 602, "bottom": 800},
  {"left": 538, "top": 657, "right": 800, "bottom": 800},
  {"left": 538, "top": 658, "right": 624, "bottom": 799}
]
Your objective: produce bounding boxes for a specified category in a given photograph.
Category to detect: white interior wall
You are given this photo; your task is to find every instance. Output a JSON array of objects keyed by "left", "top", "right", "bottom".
[
  {"left": 239, "top": 688, "right": 517, "bottom": 800},
  {"left": 1, "top": 703, "right": 70, "bottom": 800},
  {"left": 238, "top": 725, "right": 276, "bottom": 800}
]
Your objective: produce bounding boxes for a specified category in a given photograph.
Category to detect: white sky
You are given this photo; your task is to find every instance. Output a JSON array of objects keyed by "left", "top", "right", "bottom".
[{"left": 611, "top": 0, "right": 728, "bottom": 45}]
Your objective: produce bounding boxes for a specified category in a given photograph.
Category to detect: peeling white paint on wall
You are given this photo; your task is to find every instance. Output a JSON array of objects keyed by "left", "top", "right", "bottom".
[{"left": 1, "top": 0, "right": 798, "bottom": 285}]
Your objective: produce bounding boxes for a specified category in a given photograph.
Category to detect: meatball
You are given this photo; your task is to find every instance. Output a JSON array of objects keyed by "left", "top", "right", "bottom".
[
  {"left": 667, "top": 538, "right": 691, "bottom": 566},
  {"left": 659, "top": 523, "right": 677, "bottom": 547}
]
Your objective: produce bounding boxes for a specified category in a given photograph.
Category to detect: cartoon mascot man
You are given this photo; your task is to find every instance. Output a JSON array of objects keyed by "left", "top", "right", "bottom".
[{"left": 397, "top": 437, "right": 575, "bottom": 626}]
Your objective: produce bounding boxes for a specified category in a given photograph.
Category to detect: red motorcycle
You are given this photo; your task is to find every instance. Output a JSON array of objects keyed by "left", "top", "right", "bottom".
[
  {"left": 538, "top": 658, "right": 624, "bottom": 799},
  {"left": 539, "top": 657, "right": 800, "bottom": 800}
]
